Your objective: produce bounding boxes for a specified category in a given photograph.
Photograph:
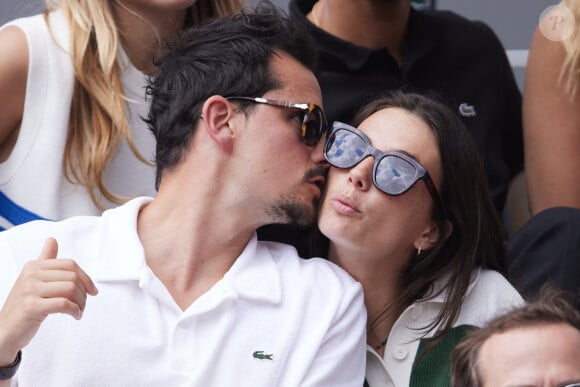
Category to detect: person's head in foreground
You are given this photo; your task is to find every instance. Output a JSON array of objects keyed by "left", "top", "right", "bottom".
[
  {"left": 451, "top": 288, "right": 580, "bottom": 387},
  {"left": 318, "top": 90, "right": 508, "bottom": 349}
]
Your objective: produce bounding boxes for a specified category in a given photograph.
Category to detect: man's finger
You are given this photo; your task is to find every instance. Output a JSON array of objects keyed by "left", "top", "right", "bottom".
[
  {"left": 38, "top": 238, "right": 58, "bottom": 260},
  {"left": 79, "top": 269, "right": 99, "bottom": 296},
  {"left": 36, "top": 238, "right": 98, "bottom": 296}
]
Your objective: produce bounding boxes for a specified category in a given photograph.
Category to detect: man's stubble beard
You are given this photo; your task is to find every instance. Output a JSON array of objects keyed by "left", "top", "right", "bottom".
[{"left": 265, "top": 194, "right": 317, "bottom": 227}]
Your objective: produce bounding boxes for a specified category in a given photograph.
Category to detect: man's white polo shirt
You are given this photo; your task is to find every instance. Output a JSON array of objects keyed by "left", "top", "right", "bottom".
[{"left": 0, "top": 197, "right": 366, "bottom": 386}]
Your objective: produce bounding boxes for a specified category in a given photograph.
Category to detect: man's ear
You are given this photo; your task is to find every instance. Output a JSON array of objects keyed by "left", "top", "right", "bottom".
[{"left": 201, "top": 95, "right": 235, "bottom": 153}]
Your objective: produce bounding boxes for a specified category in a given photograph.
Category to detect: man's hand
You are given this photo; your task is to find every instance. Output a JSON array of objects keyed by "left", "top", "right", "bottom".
[{"left": 0, "top": 238, "right": 98, "bottom": 365}]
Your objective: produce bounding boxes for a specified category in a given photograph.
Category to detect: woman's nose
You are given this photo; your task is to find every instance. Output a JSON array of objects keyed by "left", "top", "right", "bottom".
[{"left": 348, "top": 157, "right": 374, "bottom": 191}]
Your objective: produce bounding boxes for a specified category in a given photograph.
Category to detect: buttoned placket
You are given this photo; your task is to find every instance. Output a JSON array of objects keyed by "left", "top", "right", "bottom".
[{"left": 365, "top": 302, "right": 434, "bottom": 387}]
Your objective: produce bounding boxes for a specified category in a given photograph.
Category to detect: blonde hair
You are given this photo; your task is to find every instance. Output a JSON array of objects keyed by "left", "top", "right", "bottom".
[
  {"left": 45, "top": 0, "right": 244, "bottom": 209},
  {"left": 560, "top": 0, "right": 580, "bottom": 98}
]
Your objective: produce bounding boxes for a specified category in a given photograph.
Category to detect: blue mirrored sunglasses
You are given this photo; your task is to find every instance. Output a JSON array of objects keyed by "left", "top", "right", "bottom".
[{"left": 324, "top": 121, "right": 445, "bottom": 213}]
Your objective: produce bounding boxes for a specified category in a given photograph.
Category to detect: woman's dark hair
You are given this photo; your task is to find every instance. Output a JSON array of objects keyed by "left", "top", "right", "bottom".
[
  {"left": 145, "top": 1, "right": 316, "bottom": 189},
  {"left": 352, "top": 90, "right": 508, "bottom": 346}
]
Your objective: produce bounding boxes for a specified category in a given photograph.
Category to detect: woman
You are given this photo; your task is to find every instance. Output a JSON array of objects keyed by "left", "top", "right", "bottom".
[
  {"left": 524, "top": 0, "right": 580, "bottom": 214},
  {"left": 317, "top": 91, "right": 523, "bottom": 386},
  {"left": 0, "top": 0, "right": 243, "bottom": 230}
]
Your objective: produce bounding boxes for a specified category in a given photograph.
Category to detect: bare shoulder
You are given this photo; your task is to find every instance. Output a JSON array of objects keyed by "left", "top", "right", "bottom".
[
  {"left": 0, "top": 25, "right": 29, "bottom": 160},
  {"left": 528, "top": 26, "right": 567, "bottom": 69},
  {"left": 0, "top": 25, "right": 29, "bottom": 103}
]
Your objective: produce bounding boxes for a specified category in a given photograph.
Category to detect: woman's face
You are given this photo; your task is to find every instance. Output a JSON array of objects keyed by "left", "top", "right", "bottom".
[{"left": 318, "top": 107, "right": 443, "bottom": 259}]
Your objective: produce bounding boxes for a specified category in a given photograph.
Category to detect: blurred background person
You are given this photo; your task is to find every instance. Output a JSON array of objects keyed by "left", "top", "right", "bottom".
[
  {"left": 0, "top": 0, "right": 244, "bottom": 230},
  {"left": 523, "top": 0, "right": 580, "bottom": 214},
  {"left": 508, "top": 0, "right": 580, "bottom": 311},
  {"left": 451, "top": 288, "right": 580, "bottom": 387}
]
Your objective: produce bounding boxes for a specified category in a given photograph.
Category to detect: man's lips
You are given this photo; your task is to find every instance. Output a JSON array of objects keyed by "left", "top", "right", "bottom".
[
  {"left": 308, "top": 175, "right": 326, "bottom": 193},
  {"left": 331, "top": 194, "right": 361, "bottom": 215}
]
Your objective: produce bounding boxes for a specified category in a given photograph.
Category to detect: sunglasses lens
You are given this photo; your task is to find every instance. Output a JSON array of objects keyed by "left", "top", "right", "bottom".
[
  {"left": 302, "top": 108, "right": 325, "bottom": 146},
  {"left": 375, "top": 155, "right": 419, "bottom": 195},
  {"left": 325, "top": 129, "right": 366, "bottom": 168}
]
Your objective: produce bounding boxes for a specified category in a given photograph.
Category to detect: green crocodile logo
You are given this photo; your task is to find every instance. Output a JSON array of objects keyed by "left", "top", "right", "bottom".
[{"left": 252, "top": 350, "right": 273, "bottom": 360}]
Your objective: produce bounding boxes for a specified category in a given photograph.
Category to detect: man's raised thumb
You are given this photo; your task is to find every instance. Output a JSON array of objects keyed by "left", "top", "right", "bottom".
[{"left": 38, "top": 237, "right": 58, "bottom": 260}]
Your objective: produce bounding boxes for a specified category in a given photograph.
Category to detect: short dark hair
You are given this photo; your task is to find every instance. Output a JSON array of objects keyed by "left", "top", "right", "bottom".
[
  {"left": 145, "top": 1, "right": 317, "bottom": 189},
  {"left": 351, "top": 90, "right": 508, "bottom": 346},
  {"left": 451, "top": 288, "right": 580, "bottom": 386}
]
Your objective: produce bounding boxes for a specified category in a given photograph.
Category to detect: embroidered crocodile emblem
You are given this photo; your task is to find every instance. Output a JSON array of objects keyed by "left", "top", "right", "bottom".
[
  {"left": 459, "top": 103, "right": 477, "bottom": 117},
  {"left": 252, "top": 350, "right": 273, "bottom": 360}
]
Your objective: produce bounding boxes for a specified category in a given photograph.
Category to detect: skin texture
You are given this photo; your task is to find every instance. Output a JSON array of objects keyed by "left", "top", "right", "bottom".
[
  {"left": 479, "top": 323, "right": 580, "bottom": 387},
  {"left": 319, "top": 107, "right": 442, "bottom": 352},
  {"left": 523, "top": 25, "right": 580, "bottom": 214}
]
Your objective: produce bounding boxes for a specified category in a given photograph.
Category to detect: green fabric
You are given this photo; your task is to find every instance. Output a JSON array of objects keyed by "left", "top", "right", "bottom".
[{"left": 409, "top": 325, "right": 477, "bottom": 387}]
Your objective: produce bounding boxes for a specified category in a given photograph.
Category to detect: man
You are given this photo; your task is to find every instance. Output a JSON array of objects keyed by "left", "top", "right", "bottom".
[
  {"left": 451, "top": 289, "right": 580, "bottom": 387},
  {"left": 508, "top": 207, "right": 580, "bottom": 311},
  {"left": 0, "top": 5, "right": 366, "bottom": 386},
  {"left": 288, "top": 0, "right": 523, "bottom": 217}
]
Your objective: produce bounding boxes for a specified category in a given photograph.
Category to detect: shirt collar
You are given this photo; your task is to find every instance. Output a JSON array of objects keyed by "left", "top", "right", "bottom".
[
  {"left": 419, "top": 268, "right": 482, "bottom": 305},
  {"left": 94, "top": 199, "right": 281, "bottom": 304},
  {"left": 221, "top": 234, "right": 282, "bottom": 304},
  {"left": 95, "top": 197, "right": 152, "bottom": 282}
]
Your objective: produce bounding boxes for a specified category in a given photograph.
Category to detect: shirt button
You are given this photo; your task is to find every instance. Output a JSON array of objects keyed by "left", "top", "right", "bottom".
[
  {"left": 409, "top": 305, "right": 423, "bottom": 320},
  {"left": 393, "top": 345, "right": 408, "bottom": 360}
]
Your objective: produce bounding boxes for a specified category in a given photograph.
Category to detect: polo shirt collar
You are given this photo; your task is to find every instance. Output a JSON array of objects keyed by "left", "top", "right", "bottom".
[
  {"left": 221, "top": 234, "right": 282, "bottom": 304},
  {"left": 94, "top": 197, "right": 152, "bottom": 282},
  {"left": 94, "top": 198, "right": 281, "bottom": 304},
  {"left": 418, "top": 268, "right": 482, "bottom": 305}
]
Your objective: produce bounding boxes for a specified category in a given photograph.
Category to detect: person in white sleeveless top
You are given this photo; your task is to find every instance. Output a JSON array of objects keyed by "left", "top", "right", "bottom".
[{"left": 0, "top": 0, "right": 243, "bottom": 230}]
